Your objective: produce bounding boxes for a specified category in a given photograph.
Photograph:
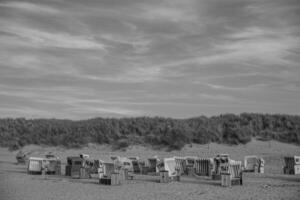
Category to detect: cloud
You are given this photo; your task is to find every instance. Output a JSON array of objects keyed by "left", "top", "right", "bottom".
[
  {"left": 0, "top": 0, "right": 300, "bottom": 119},
  {"left": 0, "top": 24, "right": 106, "bottom": 50},
  {"left": 0, "top": 1, "right": 59, "bottom": 14}
]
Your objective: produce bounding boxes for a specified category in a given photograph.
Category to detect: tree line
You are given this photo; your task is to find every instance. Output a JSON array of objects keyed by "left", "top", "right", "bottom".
[{"left": 0, "top": 113, "right": 299, "bottom": 151}]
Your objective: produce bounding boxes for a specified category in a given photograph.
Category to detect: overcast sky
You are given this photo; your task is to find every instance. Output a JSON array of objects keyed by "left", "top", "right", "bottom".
[{"left": 0, "top": 0, "right": 300, "bottom": 119}]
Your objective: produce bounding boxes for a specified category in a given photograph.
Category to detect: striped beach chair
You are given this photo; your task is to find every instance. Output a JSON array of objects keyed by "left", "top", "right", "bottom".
[
  {"left": 212, "top": 154, "right": 230, "bottom": 179},
  {"left": 174, "top": 157, "right": 187, "bottom": 175},
  {"left": 221, "top": 161, "right": 243, "bottom": 187},
  {"left": 283, "top": 156, "right": 300, "bottom": 174},
  {"left": 194, "top": 158, "right": 213, "bottom": 176}
]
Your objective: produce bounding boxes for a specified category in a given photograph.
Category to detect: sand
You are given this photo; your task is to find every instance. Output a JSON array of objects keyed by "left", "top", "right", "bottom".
[{"left": 1, "top": 140, "right": 300, "bottom": 200}]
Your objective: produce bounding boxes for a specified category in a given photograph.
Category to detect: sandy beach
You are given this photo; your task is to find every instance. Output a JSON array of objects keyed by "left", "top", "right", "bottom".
[{"left": 1, "top": 140, "right": 300, "bottom": 200}]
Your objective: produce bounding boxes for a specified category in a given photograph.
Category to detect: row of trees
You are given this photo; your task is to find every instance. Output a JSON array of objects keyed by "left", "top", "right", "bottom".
[{"left": 0, "top": 113, "right": 299, "bottom": 150}]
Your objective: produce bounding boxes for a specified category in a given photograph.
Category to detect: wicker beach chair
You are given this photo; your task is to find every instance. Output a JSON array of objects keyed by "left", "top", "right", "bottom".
[{"left": 221, "top": 161, "right": 243, "bottom": 187}]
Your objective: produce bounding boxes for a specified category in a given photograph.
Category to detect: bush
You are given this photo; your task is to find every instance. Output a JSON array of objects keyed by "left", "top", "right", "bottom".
[{"left": 0, "top": 113, "right": 299, "bottom": 151}]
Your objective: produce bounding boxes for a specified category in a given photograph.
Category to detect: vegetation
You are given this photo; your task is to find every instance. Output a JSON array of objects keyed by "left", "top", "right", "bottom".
[{"left": 0, "top": 113, "right": 299, "bottom": 151}]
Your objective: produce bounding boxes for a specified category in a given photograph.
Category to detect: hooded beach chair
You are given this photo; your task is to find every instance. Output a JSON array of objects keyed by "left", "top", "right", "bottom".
[
  {"left": 27, "top": 157, "right": 44, "bottom": 174},
  {"left": 65, "top": 157, "right": 83, "bottom": 177},
  {"left": 283, "top": 156, "right": 300, "bottom": 174},
  {"left": 27, "top": 156, "right": 61, "bottom": 175},
  {"left": 221, "top": 160, "right": 243, "bottom": 187},
  {"left": 185, "top": 156, "right": 197, "bottom": 167},
  {"left": 131, "top": 160, "right": 141, "bottom": 173},
  {"left": 212, "top": 154, "right": 230, "bottom": 179},
  {"left": 147, "top": 157, "right": 160, "bottom": 174},
  {"left": 159, "top": 158, "right": 180, "bottom": 182},
  {"left": 99, "top": 162, "right": 122, "bottom": 185},
  {"left": 244, "top": 155, "right": 265, "bottom": 173},
  {"left": 194, "top": 158, "right": 213, "bottom": 177}
]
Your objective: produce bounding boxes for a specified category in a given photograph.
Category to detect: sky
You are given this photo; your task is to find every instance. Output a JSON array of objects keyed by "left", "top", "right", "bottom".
[{"left": 0, "top": 0, "right": 300, "bottom": 119}]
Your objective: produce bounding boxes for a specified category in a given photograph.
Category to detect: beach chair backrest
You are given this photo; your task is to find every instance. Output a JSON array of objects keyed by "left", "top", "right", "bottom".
[
  {"left": 46, "top": 159, "right": 58, "bottom": 171},
  {"left": 194, "top": 158, "right": 211, "bottom": 176},
  {"left": 175, "top": 157, "right": 187, "bottom": 175},
  {"left": 83, "top": 159, "right": 99, "bottom": 174},
  {"left": 164, "top": 158, "right": 177, "bottom": 177},
  {"left": 67, "top": 157, "right": 83, "bottom": 166},
  {"left": 229, "top": 163, "right": 242, "bottom": 178},
  {"left": 28, "top": 157, "right": 44, "bottom": 172},
  {"left": 244, "top": 156, "right": 258, "bottom": 171},
  {"left": 284, "top": 157, "right": 295, "bottom": 168},
  {"left": 229, "top": 161, "right": 242, "bottom": 179},
  {"left": 132, "top": 160, "right": 141, "bottom": 173},
  {"left": 148, "top": 158, "right": 158, "bottom": 173},
  {"left": 101, "top": 162, "right": 115, "bottom": 178}
]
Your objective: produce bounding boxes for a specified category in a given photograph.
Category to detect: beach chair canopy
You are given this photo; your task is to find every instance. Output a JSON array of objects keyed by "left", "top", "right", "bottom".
[
  {"left": 163, "top": 158, "right": 178, "bottom": 177},
  {"left": 215, "top": 154, "right": 230, "bottom": 162},
  {"left": 111, "top": 156, "right": 133, "bottom": 171},
  {"left": 129, "top": 156, "right": 139, "bottom": 161},
  {"left": 295, "top": 156, "right": 300, "bottom": 164},
  {"left": 79, "top": 154, "right": 90, "bottom": 159},
  {"left": 28, "top": 157, "right": 46, "bottom": 172},
  {"left": 67, "top": 157, "right": 83, "bottom": 166},
  {"left": 185, "top": 156, "right": 197, "bottom": 166}
]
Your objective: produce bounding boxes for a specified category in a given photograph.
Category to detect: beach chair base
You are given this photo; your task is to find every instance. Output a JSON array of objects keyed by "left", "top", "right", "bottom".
[
  {"left": 160, "top": 170, "right": 169, "bottom": 183},
  {"left": 159, "top": 170, "right": 180, "bottom": 183},
  {"left": 221, "top": 173, "right": 242, "bottom": 187},
  {"left": 295, "top": 165, "right": 300, "bottom": 174},
  {"left": 283, "top": 167, "right": 294, "bottom": 174},
  {"left": 27, "top": 171, "right": 42, "bottom": 175},
  {"left": 99, "top": 178, "right": 111, "bottom": 185},
  {"left": 99, "top": 173, "right": 122, "bottom": 186},
  {"left": 212, "top": 174, "right": 221, "bottom": 180},
  {"left": 171, "top": 175, "right": 180, "bottom": 182},
  {"left": 284, "top": 165, "right": 300, "bottom": 175}
]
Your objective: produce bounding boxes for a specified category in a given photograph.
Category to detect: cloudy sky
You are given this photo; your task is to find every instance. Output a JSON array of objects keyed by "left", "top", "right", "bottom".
[{"left": 0, "top": 0, "right": 300, "bottom": 119}]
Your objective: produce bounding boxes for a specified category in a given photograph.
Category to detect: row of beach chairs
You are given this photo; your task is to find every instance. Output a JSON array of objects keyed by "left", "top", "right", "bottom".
[{"left": 22, "top": 152, "right": 299, "bottom": 187}]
